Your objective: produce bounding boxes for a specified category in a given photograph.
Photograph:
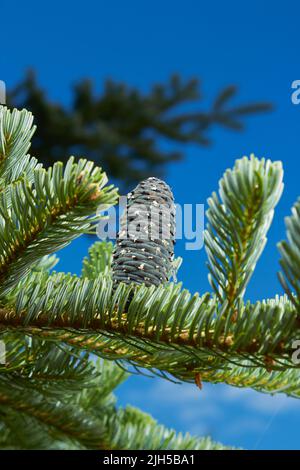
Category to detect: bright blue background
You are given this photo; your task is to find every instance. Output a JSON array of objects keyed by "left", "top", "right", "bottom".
[{"left": 2, "top": 0, "right": 300, "bottom": 449}]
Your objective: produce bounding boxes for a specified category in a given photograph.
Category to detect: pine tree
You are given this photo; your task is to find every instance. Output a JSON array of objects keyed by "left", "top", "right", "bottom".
[
  {"left": 8, "top": 70, "right": 272, "bottom": 190},
  {"left": 0, "top": 104, "right": 299, "bottom": 450}
]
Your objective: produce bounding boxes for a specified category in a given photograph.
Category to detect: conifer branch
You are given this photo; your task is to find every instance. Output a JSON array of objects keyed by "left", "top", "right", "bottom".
[
  {"left": 0, "top": 271, "right": 299, "bottom": 394},
  {"left": 278, "top": 198, "right": 300, "bottom": 311},
  {"left": 205, "top": 156, "right": 283, "bottom": 306},
  {"left": 1, "top": 105, "right": 300, "bottom": 450},
  {"left": 0, "top": 106, "right": 38, "bottom": 184},
  {"left": 0, "top": 156, "right": 118, "bottom": 295}
]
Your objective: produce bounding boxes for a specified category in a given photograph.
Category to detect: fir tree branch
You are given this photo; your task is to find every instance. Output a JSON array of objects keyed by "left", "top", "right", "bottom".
[
  {"left": 109, "top": 405, "right": 235, "bottom": 450},
  {"left": 2, "top": 342, "right": 99, "bottom": 397},
  {"left": 278, "top": 197, "right": 300, "bottom": 311},
  {"left": 0, "top": 106, "right": 36, "bottom": 183},
  {"left": 205, "top": 156, "right": 283, "bottom": 306},
  {"left": 0, "top": 360, "right": 232, "bottom": 450},
  {"left": 0, "top": 157, "right": 118, "bottom": 295},
  {"left": 1, "top": 104, "right": 299, "bottom": 449},
  {"left": 0, "top": 272, "right": 299, "bottom": 395},
  {"left": 82, "top": 241, "right": 114, "bottom": 278},
  {"left": 8, "top": 72, "right": 272, "bottom": 190}
]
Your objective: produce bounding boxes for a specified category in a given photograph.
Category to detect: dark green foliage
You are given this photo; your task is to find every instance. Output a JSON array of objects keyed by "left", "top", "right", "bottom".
[{"left": 8, "top": 70, "right": 272, "bottom": 190}]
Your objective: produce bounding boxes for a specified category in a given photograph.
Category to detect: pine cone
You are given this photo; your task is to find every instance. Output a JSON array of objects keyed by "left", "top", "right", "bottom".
[{"left": 112, "top": 177, "right": 176, "bottom": 287}]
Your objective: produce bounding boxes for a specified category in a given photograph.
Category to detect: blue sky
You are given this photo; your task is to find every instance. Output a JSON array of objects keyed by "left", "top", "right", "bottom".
[{"left": 2, "top": 0, "right": 300, "bottom": 449}]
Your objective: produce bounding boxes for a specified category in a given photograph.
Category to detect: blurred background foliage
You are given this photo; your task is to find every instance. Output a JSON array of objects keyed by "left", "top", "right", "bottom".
[{"left": 8, "top": 70, "right": 272, "bottom": 190}]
